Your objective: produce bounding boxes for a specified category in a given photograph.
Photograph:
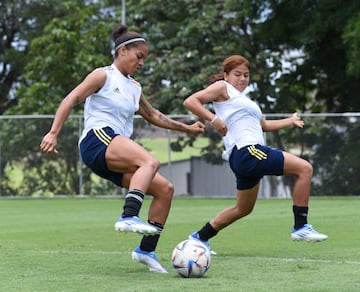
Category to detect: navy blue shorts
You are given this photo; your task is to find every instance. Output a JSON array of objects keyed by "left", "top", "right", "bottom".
[
  {"left": 229, "top": 144, "right": 284, "bottom": 190},
  {"left": 79, "top": 127, "right": 123, "bottom": 186}
]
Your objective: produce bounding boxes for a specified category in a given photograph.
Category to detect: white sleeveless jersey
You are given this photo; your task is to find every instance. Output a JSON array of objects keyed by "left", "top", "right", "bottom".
[
  {"left": 213, "top": 80, "right": 264, "bottom": 160},
  {"left": 79, "top": 64, "right": 141, "bottom": 143}
]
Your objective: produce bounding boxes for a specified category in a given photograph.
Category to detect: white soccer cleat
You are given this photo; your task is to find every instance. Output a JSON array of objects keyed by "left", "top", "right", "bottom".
[
  {"left": 131, "top": 247, "right": 168, "bottom": 273},
  {"left": 291, "top": 224, "right": 328, "bottom": 242},
  {"left": 114, "top": 216, "right": 158, "bottom": 235}
]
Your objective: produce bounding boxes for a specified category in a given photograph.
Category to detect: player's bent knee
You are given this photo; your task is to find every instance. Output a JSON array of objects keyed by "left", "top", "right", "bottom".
[
  {"left": 302, "top": 161, "right": 313, "bottom": 177},
  {"left": 241, "top": 209, "right": 253, "bottom": 218},
  {"left": 146, "top": 158, "right": 161, "bottom": 173},
  {"left": 164, "top": 181, "right": 174, "bottom": 198},
  {"left": 235, "top": 206, "right": 254, "bottom": 219},
  {"left": 154, "top": 180, "right": 174, "bottom": 199}
]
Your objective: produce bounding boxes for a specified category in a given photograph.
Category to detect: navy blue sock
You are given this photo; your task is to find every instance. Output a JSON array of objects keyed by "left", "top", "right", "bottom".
[
  {"left": 140, "top": 221, "right": 164, "bottom": 252},
  {"left": 198, "top": 222, "right": 218, "bottom": 241},
  {"left": 293, "top": 205, "right": 308, "bottom": 229}
]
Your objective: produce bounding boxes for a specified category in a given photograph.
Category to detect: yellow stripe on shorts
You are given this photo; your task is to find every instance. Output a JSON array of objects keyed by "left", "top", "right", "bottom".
[
  {"left": 247, "top": 145, "right": 267, "bottom": 160},
  {"left": 93, "top": 128, "right": 112, "bottom": 146}
]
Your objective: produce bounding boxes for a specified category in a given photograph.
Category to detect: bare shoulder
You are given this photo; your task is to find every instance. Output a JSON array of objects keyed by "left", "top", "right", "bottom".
[
  {"left": 86, "top": 68, "right": 107, "bottom": 84},
  {"left": 70, "top": 68, "right": 107, "bottom": 103},
  {"left": 207, "top": 81, "right": 228, "bottom": 102},
  {"left": 78, "top": 68, "right": 107, "bottom": 93}
]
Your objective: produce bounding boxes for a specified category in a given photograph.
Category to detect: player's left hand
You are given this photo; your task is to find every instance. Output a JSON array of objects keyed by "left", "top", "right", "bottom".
[{"left": 291, "top": 112, "right": 304, "bottom": 128}]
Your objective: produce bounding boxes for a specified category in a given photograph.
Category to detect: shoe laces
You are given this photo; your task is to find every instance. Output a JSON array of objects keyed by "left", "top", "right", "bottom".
[{"left": 304, "top": 224, "right": 319, "bottom": 233}]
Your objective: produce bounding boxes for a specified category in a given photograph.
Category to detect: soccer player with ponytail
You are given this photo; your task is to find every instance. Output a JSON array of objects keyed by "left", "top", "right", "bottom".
[
  {"left": 183, "top": 55, "right": 327, "bottom": 253},
  {"left": 41, "top": 24, "right": 205, "bottom": 273}
]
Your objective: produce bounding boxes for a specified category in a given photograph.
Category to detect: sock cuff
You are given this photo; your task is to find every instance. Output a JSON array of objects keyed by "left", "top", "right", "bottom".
[
  {"left": 293, "top": 205, "right": 309, "bottom": 213},
  {"left": 205, "top": 222, "right": 217, "bottom": 234},
  {"left": 125, "top": 189, "right": 145, "bottom": 203},
  {"left": 198, "top": 222, "right": 218, "bottom": 241},
  {"left": 148, "top": 220, "right": 164, "bottom": 233}
]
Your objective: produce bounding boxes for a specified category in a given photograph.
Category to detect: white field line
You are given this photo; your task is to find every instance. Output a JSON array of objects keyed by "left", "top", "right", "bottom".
[
  {"left": 240, "top": 255, "right": 360, "bottom": 266},
  {"left": 4, "top": 249, "right": 360, "bottom": 265}
]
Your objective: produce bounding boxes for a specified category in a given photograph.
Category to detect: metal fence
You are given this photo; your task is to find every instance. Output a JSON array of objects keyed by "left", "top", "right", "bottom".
[{"left": 0, "top": 113, "right": 359, "bottom": 197}]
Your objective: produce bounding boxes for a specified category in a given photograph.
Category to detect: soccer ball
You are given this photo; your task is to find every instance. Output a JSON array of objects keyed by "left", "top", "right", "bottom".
[{"left": 171, "top": 239, "right": 211, "bottom": 278}]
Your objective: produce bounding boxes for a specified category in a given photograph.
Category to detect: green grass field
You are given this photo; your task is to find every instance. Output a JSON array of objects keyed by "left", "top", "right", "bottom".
[{"left": 1, "top": 197, "right": 359, "bottom": 292}]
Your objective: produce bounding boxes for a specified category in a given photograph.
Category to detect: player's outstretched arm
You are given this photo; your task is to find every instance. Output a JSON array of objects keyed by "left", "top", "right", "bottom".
[
  {"left": 137, "top": 94, "right": 205, "bottom": 134},
  {"left": 261, "top": 112, "right": 304, "bottom": 132},
  {"left": 40, "top": 70, "right": 106, "bottom": 154}
]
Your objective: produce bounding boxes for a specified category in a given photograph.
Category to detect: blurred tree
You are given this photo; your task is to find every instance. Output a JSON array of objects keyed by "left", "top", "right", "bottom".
[
  {"left": 308, "top": 116, "right": 360, "bottom": 196},
  {"left": 7, "top": 1, "right": 113, "bottom": 115},
  {"left": 343, "top": 12, "right": 360, "bottom": 78},
  {"left": 125, "top": 0, "right": 280, "bottom": 114},
  {"left": 0, "top": 0, "right": 81, "bottom": 114},
  {"left": 262, "top": 0, "right": 360, "bottom": 112}
]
